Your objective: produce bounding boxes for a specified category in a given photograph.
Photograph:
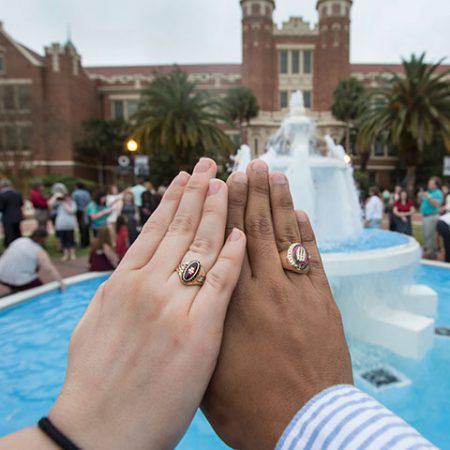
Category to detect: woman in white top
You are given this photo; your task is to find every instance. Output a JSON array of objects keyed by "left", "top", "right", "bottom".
[
  {"left": 0, "top": 229, "right": 64, "bottom": 292},
  {"left": 106, "top": 185, "right": 123, "bottom": 239},
  {"left": 365, "top": 186, "right": 384, "bottom": 229},
  {"left": 49, "top": 193, "right": 77, "bottom": 261}
]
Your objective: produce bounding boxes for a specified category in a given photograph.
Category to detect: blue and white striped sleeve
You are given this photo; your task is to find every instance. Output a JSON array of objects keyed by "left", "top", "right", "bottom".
[{"left": 275, "top": 385, "right": 436, "bottom": 450}]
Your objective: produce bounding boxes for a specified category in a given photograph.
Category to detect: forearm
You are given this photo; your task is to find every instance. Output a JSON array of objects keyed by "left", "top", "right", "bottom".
[
  {"left": 0, "top": 427, "right": 59, "bottom": 449},
  {"left": 276, "top": 385, "right": 435, "bottom": 450}
]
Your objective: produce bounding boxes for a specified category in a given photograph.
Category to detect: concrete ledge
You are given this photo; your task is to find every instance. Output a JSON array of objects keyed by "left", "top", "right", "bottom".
[
  {"left": 0, "top": 272, "right": 111, "bottom": 312},
  {"left": 362, "top": 306, "right": 434, "bottom": 359},
  {"left": 323, "top": 237, "right": 421, "bottom": 277},
  {"left": 401, "top": 284, "right": 438, "bottom": 318}
]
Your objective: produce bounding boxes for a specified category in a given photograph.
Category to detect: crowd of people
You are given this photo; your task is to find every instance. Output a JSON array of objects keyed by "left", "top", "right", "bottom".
[
  {"left": 0, "top": 178, "right": 164, "bottom": 292},
  {"left": 1, "top": 173, "right": 450, "bottom": 293},
  {"left": 363, "top": 176, "right": 450, "bottom": 262}
]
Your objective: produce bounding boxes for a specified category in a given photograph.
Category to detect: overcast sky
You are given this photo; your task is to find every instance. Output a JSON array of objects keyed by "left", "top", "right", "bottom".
[{"left": 1, "top": 0, "right": 449, "bottom": 67}]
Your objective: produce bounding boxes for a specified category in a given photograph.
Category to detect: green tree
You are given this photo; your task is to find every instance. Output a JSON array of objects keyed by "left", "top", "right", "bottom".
[
  {"left": 331, "top": 78, "right": 366, "bottom": 156},
  {"left": 132, "top": 70, "right": 234, "bottom": 172},
  {"left": 357, "top": 53, "right": 450, "bottom": 191},
  {"left": 221, "top": 86, "right": 259, "bottom": 128},
  {"left": 76, "top": 119, "right": 130, "bottom": 186}
]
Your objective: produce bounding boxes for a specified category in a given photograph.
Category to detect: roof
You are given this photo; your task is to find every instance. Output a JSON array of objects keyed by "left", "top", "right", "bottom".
[
  {"left": 351, "top": 63, "right": 450, "bottom": 74},
  {"left": 85, "top": 63, "right": 242, "bottom": 77}
]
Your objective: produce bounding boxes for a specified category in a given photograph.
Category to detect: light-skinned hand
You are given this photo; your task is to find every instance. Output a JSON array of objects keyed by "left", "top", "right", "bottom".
[{"left": 0, "top": 158, "right": 246, "bottom": 450}]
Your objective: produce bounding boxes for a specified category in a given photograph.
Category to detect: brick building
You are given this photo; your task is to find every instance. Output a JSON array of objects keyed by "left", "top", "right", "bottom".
[{"left": 0, "top": 1, "right": 448, "bottom": 186}]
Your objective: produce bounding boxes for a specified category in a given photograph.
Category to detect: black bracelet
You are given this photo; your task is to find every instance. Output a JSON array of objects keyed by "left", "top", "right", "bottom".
[{"left": 38, "top": 417, "right": 82, "bottom": 450}]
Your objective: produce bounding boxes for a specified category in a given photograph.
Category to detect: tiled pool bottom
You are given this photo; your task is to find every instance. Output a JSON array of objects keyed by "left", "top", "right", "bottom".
[{"left": 0, "top": 265, "right": 449, "bottom": 449}]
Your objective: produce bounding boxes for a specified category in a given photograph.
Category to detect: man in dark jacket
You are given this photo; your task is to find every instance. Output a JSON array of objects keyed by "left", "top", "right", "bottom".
[{"left": 0, "top": 179, "right": 23, "bottom": 247}]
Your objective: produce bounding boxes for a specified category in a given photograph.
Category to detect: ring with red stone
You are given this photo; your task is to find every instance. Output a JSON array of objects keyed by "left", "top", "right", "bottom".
[
  {"left": 280, "top": 243, "right": 310, "bottom": 274},
  {"left": 176, "top": 260, "right": 206, "bottom": 286}
]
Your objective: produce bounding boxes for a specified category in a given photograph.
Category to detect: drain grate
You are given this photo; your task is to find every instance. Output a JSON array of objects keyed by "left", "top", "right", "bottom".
[
  {"left": 435, "top": 327, "right": 450, "bottom": 337},
  {"left": 359, "top": 366, "right": 410, "bottom": 391}
]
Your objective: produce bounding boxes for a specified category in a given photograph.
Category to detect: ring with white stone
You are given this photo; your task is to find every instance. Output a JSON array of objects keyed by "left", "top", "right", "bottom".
[
  {"left": 280, "top": 243, "right": 310, "bottom": 274},
  {"left": 176, "top": 260, "right": 206, "bottom": 286}
]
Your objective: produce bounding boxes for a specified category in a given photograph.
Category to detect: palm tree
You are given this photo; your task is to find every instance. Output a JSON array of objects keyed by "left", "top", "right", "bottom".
[
  {"left": 357, "top": 54, "right": 450, "bottom": 191},
  {"left": 331, "top": 78, "right": 366, "bottom": 155},
  {"left": 132, "top": 70, "right": 234, "bottom": 172},
  {"left": 221, "top": 86, "right": 259, "bottom": 128}
]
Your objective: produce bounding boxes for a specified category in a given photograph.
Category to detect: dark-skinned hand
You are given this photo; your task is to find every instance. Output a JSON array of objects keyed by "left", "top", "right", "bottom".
[{"left": 202, "top": 160, "right": 353, "bottom": 450}]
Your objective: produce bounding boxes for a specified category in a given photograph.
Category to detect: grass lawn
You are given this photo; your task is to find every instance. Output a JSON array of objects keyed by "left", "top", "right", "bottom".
[{"left": 412, "top": 224, "right": 424, "bottom": 246}]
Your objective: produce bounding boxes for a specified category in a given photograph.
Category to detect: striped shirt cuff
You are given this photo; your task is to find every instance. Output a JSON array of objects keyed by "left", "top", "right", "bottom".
[{"left": 275, "top": 385, "right": 436, "bottom": 450}]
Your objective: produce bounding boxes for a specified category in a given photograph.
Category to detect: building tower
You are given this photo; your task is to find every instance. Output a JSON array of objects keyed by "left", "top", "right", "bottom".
[
  {"left": 313, "top": 0, "right": 352, "bottom": 112},
  {"left": 240, "top": 0, "right": 277, "bottom": 111}
]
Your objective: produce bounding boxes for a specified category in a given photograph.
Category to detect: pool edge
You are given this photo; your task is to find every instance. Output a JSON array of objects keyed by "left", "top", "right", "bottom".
[{"left": 0, "top": 272, "right": 112, "bottom": 312}]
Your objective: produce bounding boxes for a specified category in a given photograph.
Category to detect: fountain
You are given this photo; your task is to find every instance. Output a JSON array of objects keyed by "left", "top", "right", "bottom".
[{"left": 233, "top": 91, "right": 438, "bottom": 360}]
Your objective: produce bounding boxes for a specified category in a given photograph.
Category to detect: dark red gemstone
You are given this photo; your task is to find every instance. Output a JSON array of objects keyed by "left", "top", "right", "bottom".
[{"left": 182, "top": 261, "right": 201, "bottom": 283}]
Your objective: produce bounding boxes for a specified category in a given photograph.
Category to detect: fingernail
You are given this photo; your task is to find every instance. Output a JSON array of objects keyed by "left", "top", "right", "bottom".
[
  {"left": 271, "top": 172, "right": 287, "bottom": 185},
  {"left": 194, "top": 158, "right": 213, "bottom": 173},
  {"left": 174, "top": 171, "right": 190, "bottom": 187},
  {"left": 228, "top": 228, "right": 243, "bottom": 242},
  {"left": 208, "top": 179, "right": 223, "bottom": 196},
  {"left": 250, "top": 160, "right": 268, "bottom": 173},
  {"left": 296, "top": 210, "right": 308, "bottom": 223}
]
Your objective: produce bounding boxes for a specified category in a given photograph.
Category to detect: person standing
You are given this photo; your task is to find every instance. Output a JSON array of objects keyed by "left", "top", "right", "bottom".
[
  {"left": 50, "top": 193, "right": 77, "bottom": 261},
  {"left": 0, "top": 179, "right": 23, "bottom": 247},
  {"left": 131, "top": 178, "right": 146, "bottom": 209},
  {"left": 106, "top": 185, "right": 123, "bottom": 238},
  {"left": 30, "top": 182, "right": 49, "bottom": 230},
  {"left": 393, "top": 189, "right": 415, "bottom": 235},
  {"left": 388, "top": 184, "right": 402, "bottom": 231},
  {"left": 72, "top": 183, "right": 91, "bottom": 248},
  {"left": 87, "top": 192, "right": 112, "bottom": 236},
  {"left": 0, "top": 228, "right": 64, "bottom": 292},
  {"left": 364, "top": 186, "right": 384, "bottom": 229},
  {"left": 419, "top": 176, "right": 444, "bottom": 259},
  {"left": 115, "top": 215, "right": 129, "bottom": 260},
  {"left": 121, "top": 190, "right": 139, "bottom": 244},
  {"left": 437, "top": 212, "right": 450, "bottom": 263}
]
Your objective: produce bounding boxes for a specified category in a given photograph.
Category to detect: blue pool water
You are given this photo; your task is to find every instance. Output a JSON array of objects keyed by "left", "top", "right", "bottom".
[
  {"left": 319, "top": 229, "right": 410, "bottom": 253},
  {"left": 0, "top": 265, "right": 449, "bottom": 448}
]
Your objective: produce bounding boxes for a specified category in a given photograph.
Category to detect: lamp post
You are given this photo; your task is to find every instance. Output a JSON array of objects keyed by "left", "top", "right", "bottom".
[
  {"left": 125, "top": 138, "right": 139, "bottom": 183},
  {"left": 126, "top": 138, "right": 139, "bottom": 153}
]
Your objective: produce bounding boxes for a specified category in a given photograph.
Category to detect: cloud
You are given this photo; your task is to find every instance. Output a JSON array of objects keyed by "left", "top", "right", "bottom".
[{"left": 1, "top": 0, "right": 448, "bottom": 66}]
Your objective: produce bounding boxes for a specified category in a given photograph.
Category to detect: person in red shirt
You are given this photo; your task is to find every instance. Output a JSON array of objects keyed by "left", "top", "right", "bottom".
[
  {"left": 30, "top": 182, "right": 49, "bottom": 230},
  {"left": 115, "top": 215, "right": 129, "bottom": 260},
  {"left": 393, "top": 189, "right": 416, "bottom": 235}
]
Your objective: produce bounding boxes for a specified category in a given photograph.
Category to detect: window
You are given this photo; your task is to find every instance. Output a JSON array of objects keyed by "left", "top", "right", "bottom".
[
  {"left": 254, "top": 138, "right": 259, "bottom": 155},
  {"left": 291, "top": 51, "right": 300, "bottom": 74},
  {"left": 0, "top": 55, "right": 4, "bottom": 74},
  {"left": 3, "top": 85, "right": 15, "bottom": 110},
  {"left": 280, "top": 91, "right": 289, "bottom": 109},
  {"left": 303, "top": 91, "right": 312, "bottom": 109},
  {"left": 373, "top": 140, "right": 385, "bottom": 157},
  {"left": 303, "top": 50, "right": 312, "bottom": 74},
  {"left": 18, "top": 85, "right": 31, "bottom": 110},
  {"left": 19, "top": 125, "right": 32, "bottom": 150},
  {"left": 5, "top": 125, "right": 18, "bottom": 151},
  {"left": 279, "top": 50, "right": 288, "bottom": 75},
  {"left": 127, "top": 100, "right": 139, "bottom": 118},
  {"left": 112, "top": 100, "right": 125, "bottom": 120},
  {"left": 0, "top": 84, "right": 31, "bottom": 111},
  {"left": 112, "top": 99, "right": 139, "bottom": 121}
]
